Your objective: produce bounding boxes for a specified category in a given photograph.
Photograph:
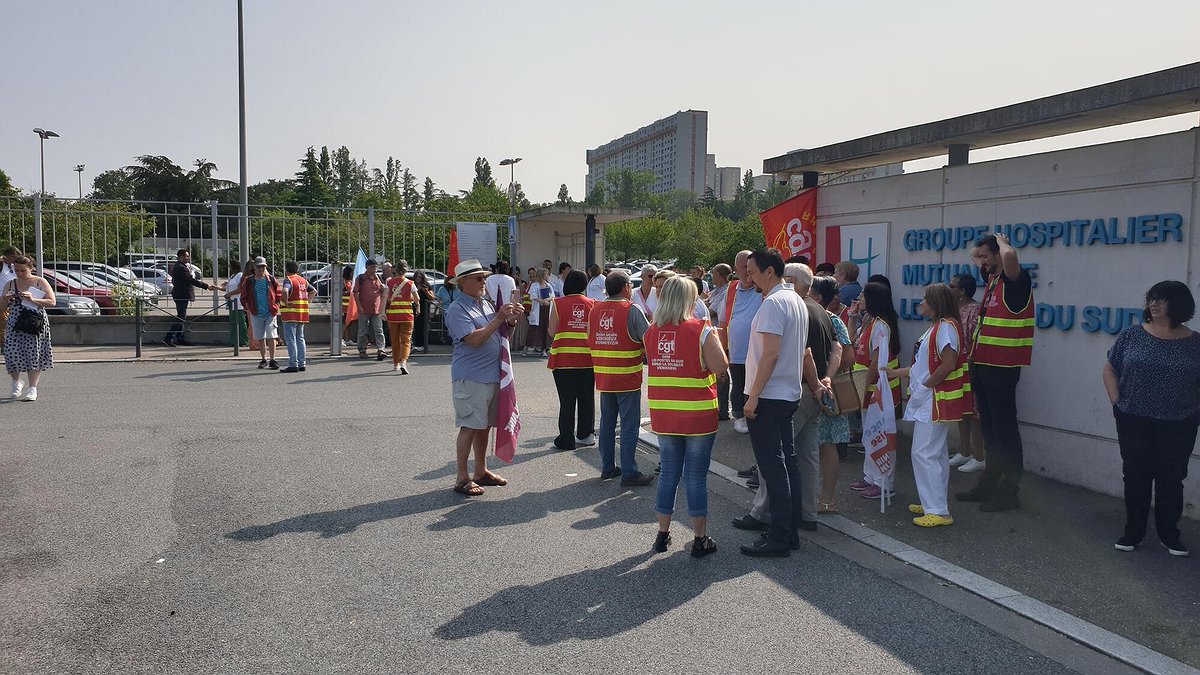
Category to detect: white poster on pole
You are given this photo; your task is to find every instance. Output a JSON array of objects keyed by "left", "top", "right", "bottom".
[{"left": 456, "top": 222, "right": 498, "bottom": 268}]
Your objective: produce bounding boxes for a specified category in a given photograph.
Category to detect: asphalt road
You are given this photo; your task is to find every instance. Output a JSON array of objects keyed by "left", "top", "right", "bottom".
[{"left": 0, "top": 357, "right": 1134, "bottom": 674}]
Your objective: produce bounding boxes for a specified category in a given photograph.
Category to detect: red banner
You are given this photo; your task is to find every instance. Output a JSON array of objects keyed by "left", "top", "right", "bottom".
[
  {"left": 446, "top": 228, "right": 460, "bottom": 277},
  {"left": 494, "top": 289, "right": 520, "bottom": 463},
  {"left": 759, "top": 188, "right": 818, "bottom": 261}
]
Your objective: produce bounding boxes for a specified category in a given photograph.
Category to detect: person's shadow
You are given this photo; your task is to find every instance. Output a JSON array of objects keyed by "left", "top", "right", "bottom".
[
  {"left": 225, "top": 488, "right": 458, "bottom": 541},
  {"left": 412, "top": 442, "right": 558, "bottom": 482},
  {"left": 427, "top": 478, "right": 649, "bottom": 531},
  {"left": 435, "top": 551, "right": 749, "bottom": 644}
]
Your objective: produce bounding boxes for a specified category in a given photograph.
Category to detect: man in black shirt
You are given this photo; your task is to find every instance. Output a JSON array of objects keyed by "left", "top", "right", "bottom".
[{"left": 165, "top": 249, "right": 219, "bottom": 347}]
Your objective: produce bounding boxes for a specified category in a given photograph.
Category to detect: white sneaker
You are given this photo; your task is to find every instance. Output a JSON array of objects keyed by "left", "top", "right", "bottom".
[
  {"left": 733, "top": 417, "right": 749, "bottom": 434},
  {"left": 393, "top": 364, "right": 402, "bottom": 372},
  {"left": 576, "top": 434, "right": 597, "bottom": 447},
  {"left": 949, "top": 454, "right": 972, "bottom": 467},
  {"left": 10, "top": 381, "right": 22, "bottom": 399},
  {"left": 958, "top": 458, "right": 986, "bottom": 473},
  {"left": 21, "top": 387, "right": 37, "bottom": 402}
]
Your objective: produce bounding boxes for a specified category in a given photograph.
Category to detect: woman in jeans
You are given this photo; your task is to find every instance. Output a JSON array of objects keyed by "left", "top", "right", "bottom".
[
  {"left": 646, "top": 276, "right": 729, "bottom": 557},
  {"left": 1103, "top": 280, "right": 1200, "bottom": 557}
]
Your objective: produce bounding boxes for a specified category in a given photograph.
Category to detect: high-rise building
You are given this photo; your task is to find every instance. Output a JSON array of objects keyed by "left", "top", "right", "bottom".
[{"left": 586, "top": 110, "right": 708, "bottom": 197}]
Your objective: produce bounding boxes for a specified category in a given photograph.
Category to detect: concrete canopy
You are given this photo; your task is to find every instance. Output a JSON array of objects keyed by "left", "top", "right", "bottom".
[
  {"left": 764, "top": 61, "right": 1200, "bottom": 176},
  {"left": 513, "top": 205, "right": 649, "bottom": 270}
]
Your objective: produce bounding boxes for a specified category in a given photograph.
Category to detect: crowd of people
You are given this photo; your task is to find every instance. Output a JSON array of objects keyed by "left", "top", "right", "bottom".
[{"left": 448, "top": 236, "right": 1198, "bottom": 559}]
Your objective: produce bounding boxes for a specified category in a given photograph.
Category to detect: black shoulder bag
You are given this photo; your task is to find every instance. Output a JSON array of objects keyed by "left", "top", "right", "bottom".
[{"left": 12, "top": 284, "right": 46, "bottom": 335}]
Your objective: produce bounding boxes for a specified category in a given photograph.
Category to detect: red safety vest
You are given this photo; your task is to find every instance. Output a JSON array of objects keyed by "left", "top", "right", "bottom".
[
  {"left": 386, "top": 277, "right": 416, "bottom": 324},
  {"left": 972, "top": 273, "right": 1035, "bottom": 368},
  {"left": 646, "top": 319, "right": 717, "bottom": 436},
  {"left": 853, "top": 317, "right": 901, "bottom": 403},
  {"left": 587, "top": 299, "right": 644, "bottom": 392},
  {"left": 927, "top": 318, "right": 974, "bottom": 422},
  {"left": 548, "top": 295, "right": 594, "bottom": 370},
  {"left": 279, "top": 274, "right": 310, "bottom": 323}
]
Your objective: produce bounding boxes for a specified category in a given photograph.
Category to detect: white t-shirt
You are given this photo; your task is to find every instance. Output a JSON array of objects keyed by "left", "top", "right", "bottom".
[
  {"left": 527, "top": 281, "right": 554, "bottom": 326},
  {"left": 0, "top": 263, "right": 16, "bottom": 298},
  {"left": 549, "top": 275, "right": 565, "bottom": 297},
  {"left": 226, "top": 272, "right": 244, "bottom": 310},
  {"left": 586, "top": 275, "right": 607, "bottom": 301},
  {"left": 693, "top": 298, "right": 709, "bottom": 321},
  {"left": 744, "top": 283, "right": 808, "bottom": 402},
  {"left": 632, "top": 286, "right": 657, "bottom": 319},
  {"left": 485, "top": 274, "right": 518, "bottom": 305},
  {"left": 903, "top": 321, "right": 960, "bottom": 424}
]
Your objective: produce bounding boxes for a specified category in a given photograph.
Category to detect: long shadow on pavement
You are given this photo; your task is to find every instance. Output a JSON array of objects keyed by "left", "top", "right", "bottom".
[
  {"left": 413, "top": 439, "right": 558, "bottom": 481},
  {"left": 224, "top": 488, "right": 459, "bottom": 540},
  {"left": 428, "top": 478, "right": 656, "bottom": 532}
]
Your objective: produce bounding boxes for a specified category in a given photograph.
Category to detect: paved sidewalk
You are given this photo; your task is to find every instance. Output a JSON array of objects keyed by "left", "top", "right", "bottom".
[
  {"left": 52, "top": 343, "right": 456, "bottom": 362},
  {"left": 699, "top": 418, "right": 1200, "bottom": 668}
]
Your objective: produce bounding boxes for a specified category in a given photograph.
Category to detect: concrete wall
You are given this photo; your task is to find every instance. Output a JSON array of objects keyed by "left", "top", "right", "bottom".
[
  {"left": 815, "top": 128, "right": 1200, "bottom": 518},
  {"left": 50, "top": 314, "right": 335, "bottom": 346}
]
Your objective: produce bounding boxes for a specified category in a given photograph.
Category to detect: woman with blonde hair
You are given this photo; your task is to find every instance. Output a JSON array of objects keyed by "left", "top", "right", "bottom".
[
  {"left": 646, "top": 275, "right": 729, "bottom": 557},
  {"left": 885, "top": 284, "right": 974, "bottom": 527}
]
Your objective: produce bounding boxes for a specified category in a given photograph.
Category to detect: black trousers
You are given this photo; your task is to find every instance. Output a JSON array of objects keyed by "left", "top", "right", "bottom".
[
  {"left": 729, "top": 363, "right": 747, "bottom": 420},
  {"left": 167, "top": 299, "right": 189, "bottom": 342},
  {"left": 1113, "top": 408, "right": 1197, "bottom": 543},
  {"left": 747, "top": 397, "right": 801, "bottom": 542},
  {"left": 414, "top": 301, "right": 428, "bottom": 348},
  {"left": 972, "top": 364, "right": 1024, "bottom": 495},
  {"left": 716, "top": 370, "right": 730, "bottom": 417},
  {"left": 552, "top": 368, "right": 596, "bottom": 449}
]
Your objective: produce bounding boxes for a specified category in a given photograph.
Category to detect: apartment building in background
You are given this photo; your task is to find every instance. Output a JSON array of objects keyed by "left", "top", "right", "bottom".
[{"left": 585, "top": 110, "right": 708, "bottom": 197}]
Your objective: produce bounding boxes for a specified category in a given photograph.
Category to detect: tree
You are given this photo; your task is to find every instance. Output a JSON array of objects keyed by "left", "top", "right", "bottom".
[
  {"left": 511, "top": 182, "right": 531, "bottom": 211},
  {"left": 401, "top": 169, "right": 420, "bottom": 211},
  {"left": 318, "top": 147, "right": 335, "bottom": 189},
  {"left": 605, "top": 169, "right": 658, "bottom": 208},
  {"left": 473, "top": 157, "right": 496, "bottom": 192},
  {"left": 90, "top": 169, "right": 134, "bottom": 201},
  {"left": 584, "top": 183, "right": 606, "bottom": 207},
  {"left": 292, "top": 147, "right": 334, "bottom": 207},
  {"left": 246, "top": 179, "right": 295, "bottom": 206},
  {"left": 332, "top": 146, "right": 358, "bottom": 207},
  {"left": 556, "top": 183, "right": 571, "bottom": 206},
  {"left": 422, "top": 177, "right": 437, "bottom": 210},
  {"left": 0, "top": 168, "right": 17, "bottom": 197},
  {"left": 699, "top": 186, "right": 718, "bottom": 210}
]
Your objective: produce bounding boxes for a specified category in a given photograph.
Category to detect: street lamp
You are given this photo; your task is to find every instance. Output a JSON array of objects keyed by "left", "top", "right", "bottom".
[
  {"left": 32, "top": 128, "right": 60, "bottom": 196},
  {"left": 75, "top": 164, "right": 85, "bottom": 199},
  {"left": 498, "top": 157, "right": 522, "bottom": 215}
]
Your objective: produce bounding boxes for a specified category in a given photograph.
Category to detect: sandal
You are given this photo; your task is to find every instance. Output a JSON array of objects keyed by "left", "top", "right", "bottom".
[
  {"left": 454, "top": 480, "right": 484, "bottom": 496},
  {"left": 473, "top": 471, "right": 508, "bottom": 487},
  {"left": 818, "top": 502, "right": 839, "bottom": 515}
]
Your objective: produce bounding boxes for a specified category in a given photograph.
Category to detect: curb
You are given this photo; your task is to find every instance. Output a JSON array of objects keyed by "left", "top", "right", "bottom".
[
  {"left": 55, "top": 352, "right": 454, "bottom": 365},
  {"left": 637, "top": 429, "right": 1196, "bottom": 675}
]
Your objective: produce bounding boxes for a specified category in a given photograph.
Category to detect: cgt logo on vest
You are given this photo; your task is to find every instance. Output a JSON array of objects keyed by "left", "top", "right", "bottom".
[
  {"left": 657, "top": 331, "right": 676, "bottom": 358},
  {"left": 599, "top": 311, "right": 615, "bottom": 332},
  {"left": 572, "top": 305, "right": 585, "bottom": 323}
]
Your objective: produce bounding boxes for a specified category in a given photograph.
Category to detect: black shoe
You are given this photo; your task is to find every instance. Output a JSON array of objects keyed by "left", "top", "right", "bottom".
[
  {"left": 161, "top": 338, "right": 177, "bottom": 348},
  {"left": 798, "top": 520, "right": 818, "bottom": 532},
  {"left": 979, "top": 493, "right": 1019, "bottom": 512},
  {"left": 956, "top": 487, "right": 992, "bottom": 503},
  {"left": 1114, "top": 535, "right": 1141, "bottom": 552},
  {"left": 552, "top": 440, "right": 576, "bottom": 451},
  {"left": 268, "top": 360, "right": 280, "bottom": 370},
  {"left": 620, "top": 472, "right": 655, "bottom": 487},
  {"left": 376, "top": 351, "right": 387, "bottom": 361},
  {"left": 1162, "top": 539, "right": 1190, "bottom": 557},
  {"left": 746, "top": 475, "right": 760, "bottom": 489},
  {"left": 599, "top": 468, "right": 622, "bottom": 480},
  {"left": 279, "top": 366, "right": 300, "bottom": 373},
  {"left": 760, "top": 530, "right": 802, "bottom": 550},
  {"left": 731, "top": 515, "right": 769, "bottom": 531},
  {"left": 653, "top": 531, "right": 671, "bottom": 553},
  {"left": 691, "top": 536, "right": 718, "bottom": 558},
  {"left": 740, "top": 538, "right": 792, "bottom": 558},
  {"left": 257, "top": 360, "right": 267, "bottom": 369},
  {"left": 299, "top": 366, "right": 306, "bottom": 372},
  {"left": 736, "top": 465, "right": 758, "bottom": 478},
  {"left": 718, "top": 412, "right": 731, "bottom": 421}
]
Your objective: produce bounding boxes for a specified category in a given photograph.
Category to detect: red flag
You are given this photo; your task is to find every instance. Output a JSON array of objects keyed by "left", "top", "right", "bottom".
[
  {"left": 494, "top": 289, "right": 521, "bottom": 463},
  {"left": 446, "top": 228, "right": 460, "bottom": 277},
  {"left": 759, "top": 188, "right": 818, "bottom": 260}
]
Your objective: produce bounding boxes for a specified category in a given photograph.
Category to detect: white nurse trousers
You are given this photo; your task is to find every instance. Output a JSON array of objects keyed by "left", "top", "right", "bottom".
[{"left": 911, "top": 421, "right": 951, "bottom": 516}]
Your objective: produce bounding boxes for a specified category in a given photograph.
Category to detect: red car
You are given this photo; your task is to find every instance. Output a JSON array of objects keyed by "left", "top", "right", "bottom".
[{"left": 41, "top": 269, "right": 119, "bottom": 315}]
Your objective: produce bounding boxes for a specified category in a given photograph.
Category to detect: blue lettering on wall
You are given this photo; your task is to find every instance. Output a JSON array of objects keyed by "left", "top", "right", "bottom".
[{"left": 902, "top": 213, "right": 1185, "bottom": 251}]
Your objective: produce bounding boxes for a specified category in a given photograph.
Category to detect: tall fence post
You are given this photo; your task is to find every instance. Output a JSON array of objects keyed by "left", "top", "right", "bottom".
[
  {"left": 330, "top": 265, "right": 343, "bottom": 356},
  {"left": 210, "top": 200, "right": 220, "bottom": 314},
  {"left": 135, "top": 296, "right": 143, "bottom": 358},
  {"left": 33, "top": 194, "right": 44, "bottom": 275},
  {"left": 368, "top": 207, "right": 376, "bottom": 260}
]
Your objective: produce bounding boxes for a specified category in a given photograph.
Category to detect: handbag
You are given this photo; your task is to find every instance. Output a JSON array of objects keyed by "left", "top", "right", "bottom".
[
  {"left": 828, "top": 369, "right": 869, "bottom": 415},
  {"left": 14, "top": 303, "right": 45, "bottom": 335}
]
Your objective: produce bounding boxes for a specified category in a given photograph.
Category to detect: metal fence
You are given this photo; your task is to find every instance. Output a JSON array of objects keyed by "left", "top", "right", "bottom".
[{"left": 0, "top": 195, "right": 511, "bottom": 284}]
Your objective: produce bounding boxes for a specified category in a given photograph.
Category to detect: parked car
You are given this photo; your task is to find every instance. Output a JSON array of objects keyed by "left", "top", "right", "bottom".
[
  {"left": 46, "top": 260, "right": 139, "bottom": 285},
  {"left": 47, "top": 264, "right": 158, "bottom": 298},
  {"left": 41, "top": 270, "right": 118, "bottom": 314},
  {"left": 128, "top": 266, "right": 174, "bottom": 295},
  {"left": 46, "top": 293, "right": 101, "bottom": 316}
]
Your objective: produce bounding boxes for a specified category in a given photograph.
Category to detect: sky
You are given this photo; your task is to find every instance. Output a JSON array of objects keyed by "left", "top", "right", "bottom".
[{"left": 2, "top": 0, "right": 1199, "bottom": 203}]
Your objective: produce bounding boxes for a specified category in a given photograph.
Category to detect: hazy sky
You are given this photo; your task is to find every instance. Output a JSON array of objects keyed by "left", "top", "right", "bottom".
[{"left": 3, "top": 0, "right": 1198, "bottom": 202}]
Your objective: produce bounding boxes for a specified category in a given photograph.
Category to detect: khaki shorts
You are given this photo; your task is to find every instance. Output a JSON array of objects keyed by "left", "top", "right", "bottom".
[
  {"left": 250, "top": 313, "right": 278, "bottom": 340},
  {"left": 453, "top": 379, "right": 500, "bottom": 430}
]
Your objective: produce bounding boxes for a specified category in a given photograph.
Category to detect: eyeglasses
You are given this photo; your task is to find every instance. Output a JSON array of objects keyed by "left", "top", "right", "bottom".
[{"left": 1147, "top": 297, "right": 1168, "bottom": 306}]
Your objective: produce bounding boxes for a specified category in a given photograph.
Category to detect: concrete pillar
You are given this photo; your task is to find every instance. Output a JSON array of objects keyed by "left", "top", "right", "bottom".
[
  {"left": 948, "top": 144, "right": 970, "bottom": 167},
  {"left": 801, "top": 171, "right": 819, "bottom": 189},
  {"left": 585, "top": 214, "right": 597, "bottom": 269}
]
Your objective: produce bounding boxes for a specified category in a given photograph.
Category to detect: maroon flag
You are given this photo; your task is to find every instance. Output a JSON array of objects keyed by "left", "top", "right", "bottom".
[{"left": 494, "top": 290, "right": 521, "bottom": 462}]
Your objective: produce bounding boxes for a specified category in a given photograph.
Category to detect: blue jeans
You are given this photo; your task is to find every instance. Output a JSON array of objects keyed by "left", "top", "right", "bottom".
[
  {"left": 599, "top": 391, "right": 641, "bottom": 478},
  {"left": 282, "top": 321, "right": 306, "bottom": 368},
  {"left": 655, "top": 433, "right": 715, "bottom": 517}
]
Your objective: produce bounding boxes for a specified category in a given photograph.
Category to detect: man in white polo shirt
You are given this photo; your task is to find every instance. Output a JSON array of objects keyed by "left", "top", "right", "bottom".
[{"left": 739, "top": 247, "right": 809, "bottom": 558}]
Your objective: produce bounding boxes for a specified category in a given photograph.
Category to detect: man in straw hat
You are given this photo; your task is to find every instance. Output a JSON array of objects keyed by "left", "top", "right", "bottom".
[{"left": 445, "top": 259, "right": 524, "bottom": 496}]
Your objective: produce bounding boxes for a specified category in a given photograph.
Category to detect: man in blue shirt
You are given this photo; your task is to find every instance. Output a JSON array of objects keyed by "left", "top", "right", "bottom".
[
  {"left": 835, "top": 261, "right": 863, "bottom": 308},
  {"left": 727, "top": 251, "right": 763, "bottom": 435},
  {"left": 446, "top": 259, "right": 522, "bottom": 497}
]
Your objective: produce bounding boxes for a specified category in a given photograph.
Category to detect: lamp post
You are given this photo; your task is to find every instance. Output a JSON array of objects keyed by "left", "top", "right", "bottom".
[
  {"left": 32, "top": 128, "right": 60, "bottom": 195},
  {"left": 498, "top": 157, "right": 522, "bottom": 215},
  {"left": 75, "top": 164, "right": 85, "bottom": 199},
  {"left": 237, "top": 0, "right": 250, "bottom": 265}
]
